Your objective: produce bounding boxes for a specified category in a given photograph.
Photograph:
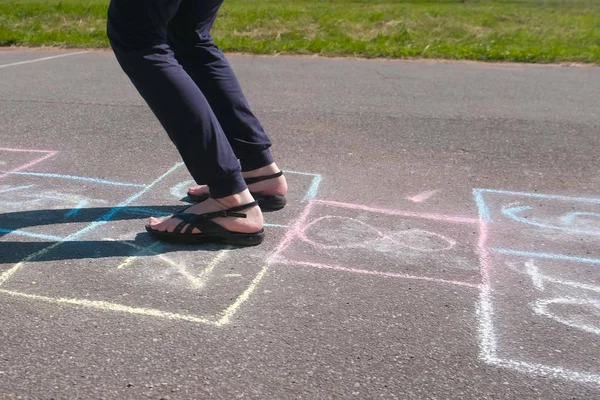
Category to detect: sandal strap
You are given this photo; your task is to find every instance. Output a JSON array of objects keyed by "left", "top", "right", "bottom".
[
  {"left": 174, "top": 219, "right": 189, "bottom": 234},
  {"left": 244, "top": 171, "right": 283, "bottom": 185},
  {"left": 173, "top": 200, "right": 258, "bottom": 222},
  {"left": 169, "top": 201, "right": 259, "bottom": 235},
  {"left": 171, "top": 214, "right": 227, "bottom": 235},
  {"left": 198, "top": 201, "right": 259, "bottom": 219}
]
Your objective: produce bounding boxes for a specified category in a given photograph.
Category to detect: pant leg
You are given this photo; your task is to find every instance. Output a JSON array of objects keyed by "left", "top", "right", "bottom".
[
  {"left": 167, "top": 0, "right": 274, "bottom": 172},
  {"left": 106, "top": 0, "right": 246, "bottom": 198}
]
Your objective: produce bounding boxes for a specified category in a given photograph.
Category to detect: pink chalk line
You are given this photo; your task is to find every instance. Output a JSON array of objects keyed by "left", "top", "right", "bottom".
[
  {"left": 267, "top": 199, "right": 480, "bottom": 288},
  {"left": 277, "top": 259, "right": 481, "bottom": 289},
  {"left": 313, "top": 199, "right": 479, "bottom": 224},
  {"left": 407, "top": 189, "right": 439, "bottom": 203},
  {"left": 267, "top": 200, "right": 316, "bottom": 263},
  {"left": 0, "top": 148, "right": 58, "bottom": 180},
  {"left": 298, "top": 215, "right": 456, "bottom": 251}
]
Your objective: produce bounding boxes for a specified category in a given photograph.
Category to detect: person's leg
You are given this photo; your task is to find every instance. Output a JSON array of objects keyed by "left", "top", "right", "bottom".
[
  {"left": 166, "top": 0, "right": 286, "bottom": 202},
  {"left": 107, "top": 0, "right": 263, "bottom": 241}
]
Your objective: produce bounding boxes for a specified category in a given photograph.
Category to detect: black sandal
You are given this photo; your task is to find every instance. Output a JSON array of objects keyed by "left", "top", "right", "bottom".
[
  {"left": 187, "top": 171, "right": 287, "bottom": 211},
  {"left": 145, "top": 201, "right": 264, "bottom": 246}
]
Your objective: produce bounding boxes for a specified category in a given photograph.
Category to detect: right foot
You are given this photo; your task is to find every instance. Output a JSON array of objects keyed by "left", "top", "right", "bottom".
[{"left": 188, "top": 163, "right": 287, "bottom": 199}]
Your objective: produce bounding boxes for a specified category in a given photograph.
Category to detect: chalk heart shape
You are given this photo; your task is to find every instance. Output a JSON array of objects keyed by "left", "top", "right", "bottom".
[
  {"left": 534, "top": 298, "right": 600, "bottom": 336},
  {"left": 385, "top": 230, "right": 456, "bottom": 252},
  {"left": 299, "top": 216, "right": 456, "bottom": 252},
  {"left": 300, "top": 216, "right": 384, "bottom": 249}
]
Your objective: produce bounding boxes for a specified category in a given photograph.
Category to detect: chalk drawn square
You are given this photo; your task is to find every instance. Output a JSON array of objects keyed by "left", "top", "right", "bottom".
[
  {"left": 474, "top": 189, "right": 600, "bottom": 263},
  {"left": 0, "top": 174, "right": 143, "bottom": 241},
  {"left": 0, "top": 221, "right": 276, "bottom": 326},
  {"left": 475, "top": 189, "right": 600, "bottom": 384},
  {"left": 0, "top": 217, "right": 277, "bottom": 327},
  {"left": 0, "top": 165, "right": 321, "bottom": 326},
  {"left": 481, "top": 252, "right": 600, "bottom": 384},
  {"left": 273, "top": 200, "right": 482, "bottom": 288}
]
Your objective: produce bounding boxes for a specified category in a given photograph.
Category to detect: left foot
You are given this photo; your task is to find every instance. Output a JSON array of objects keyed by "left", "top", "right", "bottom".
[{"left": 188, "top": 163, "right": 287, "bottom": 199}]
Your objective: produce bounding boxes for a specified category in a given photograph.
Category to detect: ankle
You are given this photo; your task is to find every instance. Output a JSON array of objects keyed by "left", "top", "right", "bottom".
[
  {"left": 242, "top": 163, "right": 280, "bottom": 178},
  {"left": 213, "top": 189, "right": 255, "bottom": 208}
]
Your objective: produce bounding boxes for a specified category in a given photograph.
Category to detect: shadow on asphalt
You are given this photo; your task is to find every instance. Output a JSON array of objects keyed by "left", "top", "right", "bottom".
[{"left": 1, "top": 206, "right": 230, "bottom": 264}]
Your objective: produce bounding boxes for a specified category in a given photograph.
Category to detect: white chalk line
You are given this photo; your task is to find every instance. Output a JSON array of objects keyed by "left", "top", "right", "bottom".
[
  {"left": 477, "top": 285, "right": 497, "bottom": 360},
  {"left": 476, "top": 221, "right": 498, "bottom": 361},
  {"left": 534, "top": 297, "right": 600, "bottom": 336},
  {"left": 525, "top": 260, "right": 545, "bottom": 291},
  {"left": 477, "top": 259, "right": 600, "bottom": 385},
  {"left": 197, "top": 247, "right": 231, "bottom": 285},
  {"left": 508, "top": 259, "right": 600, "bottom": 294},
  {"left": 0, "top": 51, "right": 89, "bottom": 69},
  {"left": 478, "top": 234, "right": 600, "bottom": 384},
  {"left": 0, "top": 184, "right": 34, "bottom": 194},
  {"left": 298, "top": 215, "right": 456, "bottom": 252},
  {"left": 486, "top": 356, "right": 600, "bottom": 385}
]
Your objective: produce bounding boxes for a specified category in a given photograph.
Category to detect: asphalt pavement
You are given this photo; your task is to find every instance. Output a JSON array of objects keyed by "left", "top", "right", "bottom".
[{"left": 1, "top": 49, "right": 599, "bottom": 399}]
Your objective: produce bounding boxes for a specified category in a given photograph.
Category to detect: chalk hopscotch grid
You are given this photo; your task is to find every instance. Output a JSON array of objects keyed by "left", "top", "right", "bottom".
[
  {"left": 473, "top": 188, "right": 600, "bottom": 385},
  {"left": 0, "top": 161, "right": 323, "bottom": 326},
  {"left": 3, "top": 148, "right": 600, "bottom": 382}
]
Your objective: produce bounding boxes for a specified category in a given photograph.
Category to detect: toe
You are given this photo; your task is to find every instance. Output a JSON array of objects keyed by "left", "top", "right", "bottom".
[
  {"left": 148, "top": 216, "right": 164, "bottom": 226},
  {"left": 188, "top": 185, "right": 208, "bottom": 195}
]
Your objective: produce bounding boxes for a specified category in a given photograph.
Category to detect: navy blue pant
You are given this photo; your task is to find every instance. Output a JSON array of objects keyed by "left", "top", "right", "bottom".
[{"left": 106, "top": 0, "right": 273, "bottom": 198}]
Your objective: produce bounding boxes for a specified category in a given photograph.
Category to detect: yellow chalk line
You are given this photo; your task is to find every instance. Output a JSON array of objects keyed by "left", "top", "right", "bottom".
[
  {"left": 0, "top": 288, "right": 218, "bottom": 325},
  {"left": 116, "top": 255, "right": 138, "bottom": 270},
  {"left": 0, "top": 265, "right": 267, "bottom": 327},
  {"left": 117, "top": 256, "right": 139, "bottom": 269},
  {"left": 196, "top": 247, "right": 230, "bottom": 283},
  {"left": 216, "top": 265, "right": 268, "bottom": 326},
  {"left": 112, "top": 239, "right": 229, "bottom": 289},
  {"left": 0, "top": 239, "right": 258, "bottom": 327},
  {"left": 0, "top": 262, "right": 26, "bottom": 287},
  {"left": 0, "top": 241, "right": 63, "bottom": 287}
]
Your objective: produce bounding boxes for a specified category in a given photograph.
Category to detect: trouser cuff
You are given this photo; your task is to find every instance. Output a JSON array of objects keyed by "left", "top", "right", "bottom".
[
  {"left": 239, "top": 149, "right": 274, "bottom": 172},
  {"left": 208, "top": 172, "right": 247, "bottom": 199}
]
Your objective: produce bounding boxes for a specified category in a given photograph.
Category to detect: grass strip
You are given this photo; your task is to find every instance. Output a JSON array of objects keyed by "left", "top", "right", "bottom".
[{"left": 1, "top": 0, "right": 599, "bottom": 63}]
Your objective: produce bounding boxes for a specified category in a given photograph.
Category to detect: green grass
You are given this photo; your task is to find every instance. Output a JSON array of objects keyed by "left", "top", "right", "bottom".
[{"left": 1, "top": 0, "right": 599, "bottom": 63}]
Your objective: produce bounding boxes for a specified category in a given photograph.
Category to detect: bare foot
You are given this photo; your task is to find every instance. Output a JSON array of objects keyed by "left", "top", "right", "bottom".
[
  {"left": 187, "top": 184, "right": 210, "bottom": 198},
  {"left": 188, "top": 163, "right": 287, "bottom": 198},
  {"left": 148, "top": 189, "right": 263, "bottom": 234}
]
